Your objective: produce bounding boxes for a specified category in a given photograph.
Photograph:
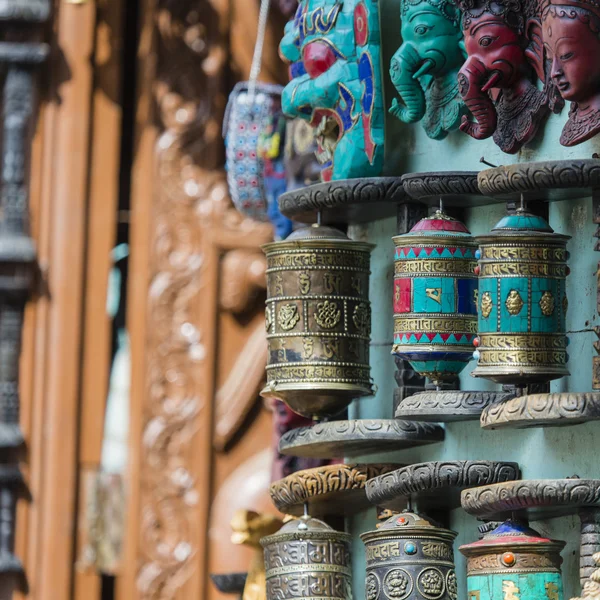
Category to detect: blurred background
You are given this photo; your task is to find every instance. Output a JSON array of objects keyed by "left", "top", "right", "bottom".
[{"left": 0, "top": 1, "right": 317, "bottom": 599}]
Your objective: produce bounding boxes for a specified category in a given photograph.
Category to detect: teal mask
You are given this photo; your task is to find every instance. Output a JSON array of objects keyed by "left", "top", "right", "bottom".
[
  {"left": 389, "top": 0, "right": 467, "bottom": 140},
  {"left": 279, "top": 0, "right": 384, "bottom": 182}
]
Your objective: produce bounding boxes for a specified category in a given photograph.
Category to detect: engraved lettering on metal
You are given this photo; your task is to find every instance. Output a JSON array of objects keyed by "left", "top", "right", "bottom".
[
  {"left": 480, "top": 263, "right": 567, "bottom": 278},
  {"left": 262, "top": 516, "right": 352, "bottom": 600},
  {"left": 362, "top": 512, "right": 458, "bottom": 600},
  {"left": 262, "top": 226, "right": 374, "bottom": 418},
  {"left": 395, "top": 259, "right": 478, "bottom": 275},
  {"left": 394, "top": 317, "right": 479, "bottom": 334},
  {"left": 422, "top": 543, "right": 453, "bottom": 561},
  {"left": 300, "top": 272, "right": 311, "bottom": 294}
]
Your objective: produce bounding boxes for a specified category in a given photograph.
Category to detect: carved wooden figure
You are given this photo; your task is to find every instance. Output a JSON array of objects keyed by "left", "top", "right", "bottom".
[
  {"left": 390, "top": 0, "right": 468, "bottom": 139},
  {"left": 457, "top": 0, "right": 563, "bottom": 153},
  {"left": 230, "top": 510, "right": 283, "bottom": 600},
  {"left": 540, "top": 0, "right": 600, "bottom": 146}
]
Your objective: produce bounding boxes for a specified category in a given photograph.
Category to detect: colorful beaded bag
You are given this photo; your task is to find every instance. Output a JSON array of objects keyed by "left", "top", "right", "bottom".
[{"left": 223, "top": 0, "right": 284, "bottom": 223}]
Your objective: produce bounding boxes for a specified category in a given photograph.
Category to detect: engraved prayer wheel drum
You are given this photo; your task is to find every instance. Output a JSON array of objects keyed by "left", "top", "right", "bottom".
[
  {"left": 460, "top": 520, "right": 565, "bottom": 600},
  {"left": 392, "top": 212, "right": 478, "bottom": 383},
  {"left": 261, "top": 515, "right": 352, "bottom": 600},
  {"left": 472, "top": 212, "right": 570, "bottom": 384},
  {"left": 361, "top": 512, "right": 458, "bottom": 600},
  {"left": 261, "top": 225, "right": 374, "bottom": 419}
]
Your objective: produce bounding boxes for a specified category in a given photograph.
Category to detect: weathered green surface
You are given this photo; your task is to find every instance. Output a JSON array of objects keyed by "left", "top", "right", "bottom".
[
  {"left": 467, "top": 573, "right": 564, "bottom": 600},
  {"left": 346, "top": 2, "right": 600, "bottom": 599}
]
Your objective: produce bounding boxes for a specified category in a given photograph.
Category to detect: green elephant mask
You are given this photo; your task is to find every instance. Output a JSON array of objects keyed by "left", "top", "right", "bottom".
[{"left": 389, "top": 0, "right": 468, "bottom": 140}]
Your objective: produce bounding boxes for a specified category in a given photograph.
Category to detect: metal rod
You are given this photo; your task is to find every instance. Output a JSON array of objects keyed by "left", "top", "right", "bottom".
[{"left": 480, "top": 157, "right": 498, "bottom": 168}]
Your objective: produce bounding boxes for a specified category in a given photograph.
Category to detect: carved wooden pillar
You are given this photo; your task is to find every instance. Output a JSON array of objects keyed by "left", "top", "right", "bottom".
[{"left": 0, "top": 3, "right": 49, "bottom": 594}]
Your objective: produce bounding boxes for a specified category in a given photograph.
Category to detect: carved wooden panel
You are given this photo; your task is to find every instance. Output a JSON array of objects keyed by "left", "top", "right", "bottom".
[{"left": 123, "top": 1, "right": 288, "bottom": 599}]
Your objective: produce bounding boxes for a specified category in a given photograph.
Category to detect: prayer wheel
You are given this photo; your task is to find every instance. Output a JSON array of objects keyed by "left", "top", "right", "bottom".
[
  {"left": 460, "top": 520, "right": 565, "bottom": 600},
  {"left": 392, "top": 211, "right": 478, "bottom": 383},
  {"left": 361, "top": 511, "right": 458, "bottom": 600},
  {"left": 472, "top": 211, "right": 570, "bottom": 384},
  {"left": 261, "top": 225, "right": 374, "bottom": 419},
  {"left": 261, "top": 515, "right": 352, "bottom": 600}
]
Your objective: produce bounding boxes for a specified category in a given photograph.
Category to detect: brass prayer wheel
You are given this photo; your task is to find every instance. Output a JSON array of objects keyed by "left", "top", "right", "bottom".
[
  {"left": 261, "top": 225, "right": 374, "bottom": 419},
  {"left": 472, "top": 211, "right": 570, "bottom": 384},
  {"left": 460, "top": 520, "right": 565, "bottom": 600},
  {"left": 261, "top": 515, "right": 352, "bottom": 600},
  {"left": 361, "top": 511, "right": 458, "bottom": 600}
]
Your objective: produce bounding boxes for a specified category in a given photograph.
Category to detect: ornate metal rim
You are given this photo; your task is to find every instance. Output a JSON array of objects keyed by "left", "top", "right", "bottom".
[
  {"left": 366, "top": 461, "right": 521, "bottom": 509},
  {"left": 270, "top": 463, "right": 401, "bottom": 517},
  {"left": 278, "top": 177, "right": 406, "bottom": 224},
  {"left": 395, "top": 390, "right": 514, "bottom": 423},
  {"left": 278, "top": 419, "right": 444, "bottom": 459},
  {"left": 461, "top": 479, "right": 600, "bottom": 519},
  {"left": 481, "top": 393, "right": 600, "bottom": 429},
  {"left": 261, "top": 529, "right": 352, "bottom": 546},
  {"left": 401, "top": 171, "right": 482, "bottom": 201},
  {"left": 478, "top": 159, "right": 600, "bottom": 199}
]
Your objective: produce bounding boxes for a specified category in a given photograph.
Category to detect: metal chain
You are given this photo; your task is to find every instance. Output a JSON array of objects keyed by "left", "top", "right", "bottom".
[{"left": 248, "top": 0, "right": 271, "bottom": 99}]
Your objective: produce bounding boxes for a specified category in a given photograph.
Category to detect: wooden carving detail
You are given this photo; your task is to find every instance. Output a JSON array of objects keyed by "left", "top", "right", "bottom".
[
  {"left": 270, "top": 463, "right": 399, "bottom": 514},
  {"left": 366, "top": 461, "right": 521, "bottom": 507},
  {"left": 137, "top": 1, "right": 274, "bottom": 598}
]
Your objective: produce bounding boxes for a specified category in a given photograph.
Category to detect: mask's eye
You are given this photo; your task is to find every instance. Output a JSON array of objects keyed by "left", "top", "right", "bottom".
[
  {"left": 414, "top": 24, "right": 431, "bottom": 35},
  {"left": 479, "top": 35, "right": 498, "bottom": 47},
  {"left": 560, "top": 51, "right": 574, "bottom": 61}
]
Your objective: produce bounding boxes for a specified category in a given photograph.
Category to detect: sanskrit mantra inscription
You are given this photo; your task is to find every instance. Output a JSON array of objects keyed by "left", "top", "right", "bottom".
[
  {"left": 267, "top": 251, "right": 370, "bottom": 271},
  {"left": 395, "top": 260, "right": 477, "bottom": 275},
  {"left": 395, "top": 317, "right": 479, "bottom": 334},
  {"left": 480, "top": 263, "right": 567, "bottom": 278},
  {"left": 481, "top": 246, "right": 567, "bottom": 261}
]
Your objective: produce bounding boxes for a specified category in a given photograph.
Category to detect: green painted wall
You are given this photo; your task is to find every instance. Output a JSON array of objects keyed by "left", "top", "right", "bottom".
[{"left": 345, "top": 2, "right": 600, "bottom": 599}]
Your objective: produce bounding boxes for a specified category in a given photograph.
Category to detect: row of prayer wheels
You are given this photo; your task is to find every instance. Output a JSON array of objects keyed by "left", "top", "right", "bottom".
[
  {"left": 261, "top": 511, "right": 566, "bottom": 600},
  {"left": 261, "top": 208, "right": 571, "bottom": 419}
]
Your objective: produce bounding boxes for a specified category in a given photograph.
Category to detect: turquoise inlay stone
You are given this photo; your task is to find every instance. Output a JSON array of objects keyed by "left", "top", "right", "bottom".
[
  {"left": 472, "top": 211, "right": 570, "bottom": 385},
  {"left": 393, "top": 211, "right": 478, "bottom": 383},
  {"left": 461, "top": 521, "right": 565, "bottom": 600},
  {"left": 404, "top": 542, "right": 417, "bottom": 555}
]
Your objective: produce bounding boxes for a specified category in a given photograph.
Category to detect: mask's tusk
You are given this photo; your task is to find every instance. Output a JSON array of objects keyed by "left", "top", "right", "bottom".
[
  {"left": 412, "top": 59, "right": 435, "bottom": 80},
  {"left": 481, "top": 70, "right": 502, "bottom": 93}
]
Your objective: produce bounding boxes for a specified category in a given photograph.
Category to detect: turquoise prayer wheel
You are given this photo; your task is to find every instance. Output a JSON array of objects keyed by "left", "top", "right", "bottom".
[
  {"left": 471, "top": 211, "right": 570, "bottom": 384},
  {"left": 392, "top": 211, "right": 478, "bottom": 383},
  {"left": 460, "top": 520, "right": 565, "bottom": 600}
]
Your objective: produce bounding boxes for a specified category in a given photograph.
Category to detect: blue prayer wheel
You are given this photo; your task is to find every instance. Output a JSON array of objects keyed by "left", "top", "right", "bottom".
[
  {"left": 460, "top": 521, "right": 565, "bottom": 600},
  {"left": 472, "top": 212, "right": 570, "bottom": 384},
  {"left": 392, "top": 211, "right": 478, "bottom": 384}
]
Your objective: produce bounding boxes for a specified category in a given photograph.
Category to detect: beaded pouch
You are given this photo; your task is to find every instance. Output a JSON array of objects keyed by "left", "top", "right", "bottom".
[{"left": 223, "top": 81, "right": 283, "bottom": 222}]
